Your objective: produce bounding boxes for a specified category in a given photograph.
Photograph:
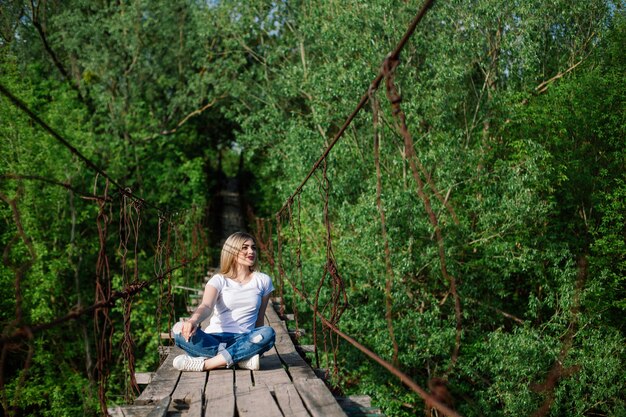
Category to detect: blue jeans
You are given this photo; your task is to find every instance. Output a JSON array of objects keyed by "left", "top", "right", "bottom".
[{"left": 173, "top": 325, "right": 275, "bottom": 367}]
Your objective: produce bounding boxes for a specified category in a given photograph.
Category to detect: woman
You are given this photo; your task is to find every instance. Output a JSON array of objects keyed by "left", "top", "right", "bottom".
[{"left": 172, "top": 232, "right": 276, "bottom": 371}]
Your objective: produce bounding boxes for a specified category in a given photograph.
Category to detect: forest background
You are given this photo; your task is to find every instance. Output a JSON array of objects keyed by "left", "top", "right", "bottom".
[{"left": 0, "top": 0, "right": 624, "bottom": 416}]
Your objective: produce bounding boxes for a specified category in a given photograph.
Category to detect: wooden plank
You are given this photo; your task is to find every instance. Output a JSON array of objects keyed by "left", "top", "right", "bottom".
[
  {"left": 235, "top": 369, "right": 253, "bottom": 390},
  {"left": 236, "top": 385, "right": 283, "bottom": 417},
  {"left": 293, "top": 378, "right": 347, "bottom": 417},
  {"left": 108, "top": 405, "right": 154, "bottom": 417},
  {"left": 336, "top": 395, "right": 384, "bottom": 416},
  {"left": 109, "top": 398, "right": 169, "bottom": 417},
  {"left": 254, "top": 348, "right": 291, "bottom": 385},
  {"left": 135, "top": 347, "right": 183, "bottom": 405},
  {"left": 336, "top": 395, "right": 372, "bottom": 408},
  {"left": 271, "top": 383, "right": 311, "bottom": 417},
  {"left": 148, "top": 396, "right": 171, "bottom": 417},
  {"left": 172, "top": 372, "right": 206, "bottom": 414},
  {"left": 253, "top": 347, "right": 311, "bottom": 416},
  {"left": 264, "top": 304, "right": 283, "bottom": 325},
  {"left": 205, "top": 369, "right": 235, "bottom": 417},
  {"left": 266, "top": 305, "right": 318, "bottom": 380},
  {"left": 299, "top": 345, "right": 316, "bottom": 353},
  {"left": 187, "top": 389, "right": 204, "bottom": 417},
  {"left": 252, "top": 342, "right": 309, "bottom": 417},
  {"left": 172, "top": 371, "right": 206, "bottom": 399},
  {"left": 135, "top": 372, "right": 155, "bottom": 385},
  {"left": 279, "top": 351, "right": 317, "bottom": 381},
  {"left": 257, "top": 347, "right": 285, "bottom": 372}
]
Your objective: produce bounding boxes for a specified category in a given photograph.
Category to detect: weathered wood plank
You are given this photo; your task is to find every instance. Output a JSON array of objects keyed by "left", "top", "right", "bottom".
[
  {"left": 108, "top": 405, "right": 154, "bottom": 417},
  {"left": 235, "top": 369, "right": 253, "bottom": 390},
  {"left": 264, "top": 303, "right": 284, "bottom": 325},
  {"left": 135, "top": 348, "right": 184, "bottom": 405},
  {"left": 265, "top": 307, "right": 318, "bottom": 380},
  {"left": 336, "top": 395, "right": 384, "bottom": 416},
  {"left": 172, "top": 372, "right": 206, "bottom": 399},
  {"left": 170, "top": 387, "right": 204, "bottom": 417},
  {"left": 205, "top": 369, "right": 235, "bottom": 417},
  {"left": 298, "top": 345, "right": 316, "bottom": 353},
  {"left": 172, "top": 372, "right": 206, "bottom": 415},
  {"left": 277, "top": 350, "right": 317, "bottom": 381},
  {"left": 110, "top": 398, "right": 171, "bottom": 417},
  {"left": 135, "top": 372, "right": 155, "bottom": 385},
  {"left": 253, "top": 346, "right": 311, "bottom": 416},
  {"left": 187, "top": 389, "right": 204, "bottom": 417},
  {"left": 254, "top": 348, "right": 291, "bottom": 386},
  {"left": 271, "top": 383, "right": 311, "bottom": 417},
  {"left": 236, "top": 385, "right": 283, "bottom": 417},
  {"left": 293, "top": 378, "right": 347, "bottom": 417},
  {"left": 258, "top": 347, "right": 284, "bottom": 372},
  {"left": 147, "top": 396, "right": 171, "bottom": 417}
]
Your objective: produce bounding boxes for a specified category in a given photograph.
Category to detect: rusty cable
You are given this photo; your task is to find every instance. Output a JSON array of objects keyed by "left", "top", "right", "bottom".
[
  {"left": 382, "top": 56, "right": 463, "bottom": 372},
  {"left": 0, "top": 250, "right": 198, "bottom": 348},
  {"left": 1, "top": 174, "right": 112, "bottom": 202},
  {"left": 370, "top": 89, "right": 400, "bottom": 366},
  {"left": 0, "top": 82, "right": 166, "bottom": 214},
  {"left": 94, "top": 179, "right": 113, "bottom": 415},
  {"left": 276, "top": 260, "right": 462, "bottom": 417},
  {"left": 275, "top": 0, "right": 436, "bottom": 219}
]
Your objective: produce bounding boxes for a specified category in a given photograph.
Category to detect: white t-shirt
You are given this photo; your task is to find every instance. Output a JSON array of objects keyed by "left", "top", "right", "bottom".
[{"left": 204, "top": 272, "right": 274, "bottom": 334}]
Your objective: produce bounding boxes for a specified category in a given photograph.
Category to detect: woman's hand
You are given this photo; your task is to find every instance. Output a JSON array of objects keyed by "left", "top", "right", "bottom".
[{"left": 181, "top": 320, "right": 198, "bottom": 341}]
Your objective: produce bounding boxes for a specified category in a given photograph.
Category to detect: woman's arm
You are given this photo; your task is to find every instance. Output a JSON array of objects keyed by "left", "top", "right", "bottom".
[
  {"left": 255, "top": 294, "right": 272, "bottom": 328},
  {"left": 181, "top": 285, "right": 218, "bottom": 341}
]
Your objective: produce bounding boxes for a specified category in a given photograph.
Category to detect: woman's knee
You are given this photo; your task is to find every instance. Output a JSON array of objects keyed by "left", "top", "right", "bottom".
[
  {"left": 250, "top": 326, "right": 274, "bottom": 344},
  {"left": 258, "top": 326, "right": 275, "bottom": 345},
  {"left": 174, "top": 333, "right": 186, "bottom": 348}
]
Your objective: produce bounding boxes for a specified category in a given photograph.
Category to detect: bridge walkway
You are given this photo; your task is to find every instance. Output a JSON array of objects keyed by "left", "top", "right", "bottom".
[{"left": 108, "top": 300, "right": 369, "bottom": 417}]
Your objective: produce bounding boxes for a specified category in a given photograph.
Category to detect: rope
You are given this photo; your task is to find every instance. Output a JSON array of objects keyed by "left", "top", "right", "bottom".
[{"left": 119, "top": 191, "right": 142, "bottom": 400}]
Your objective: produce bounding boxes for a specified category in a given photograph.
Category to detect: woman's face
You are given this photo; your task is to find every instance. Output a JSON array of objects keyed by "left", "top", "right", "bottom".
[{"left": 236, "top": 238, "right": 257, "bottom": 269}]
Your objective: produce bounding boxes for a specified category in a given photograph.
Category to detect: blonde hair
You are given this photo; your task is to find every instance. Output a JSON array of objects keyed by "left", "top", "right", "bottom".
[{"left": 219, "top": 232, "right": 258, "bottom": 277}]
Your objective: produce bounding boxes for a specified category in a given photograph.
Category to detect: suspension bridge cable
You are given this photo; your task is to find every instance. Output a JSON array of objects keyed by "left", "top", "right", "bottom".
[
  {"left": 283, "top": 277, "right": 462, "bottom": 417},
  {"left": 0, "top": 255, "right": 197, "bottom": 347},
  {"left": 276, "top": 0, "right": 435, "bottom": 217},
  {"left": 269, "top": 1, "right": 464, "bottom": 412},
  {"left": 0, "top": 174, "right": 110, "bottom": 201},
  {"left": 0, "top": 82, "right": 159, "bottom": 212}
]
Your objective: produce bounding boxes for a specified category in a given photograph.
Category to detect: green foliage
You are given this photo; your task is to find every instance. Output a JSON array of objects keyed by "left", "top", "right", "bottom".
[
  {"left": 1, "top": 1, "right": 624, "bottom": 416},
  {"left": 234, "top": 1, "right": 625, "bottom": 416}
]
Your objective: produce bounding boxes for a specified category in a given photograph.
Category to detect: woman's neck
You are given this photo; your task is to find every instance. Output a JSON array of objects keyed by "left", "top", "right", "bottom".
[{"left": 232, "top": 266, "right": 252, "bottom": 282}]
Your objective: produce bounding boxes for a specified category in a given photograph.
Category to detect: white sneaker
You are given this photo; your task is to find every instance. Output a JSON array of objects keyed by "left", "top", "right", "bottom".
[
  {"left": 237, "top": 354, "right": 260, "bottom": 370},
  {"left": 173, "top": 354, "right": 206, "bottom": 372}
]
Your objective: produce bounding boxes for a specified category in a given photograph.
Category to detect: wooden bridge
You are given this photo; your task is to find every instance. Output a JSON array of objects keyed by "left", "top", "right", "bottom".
[
  {"left": 106, "top": 178, "right": 383, "bottom": 417},
  {"left": 108, "top": 298, "right": 381, "bottom": 417}
]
